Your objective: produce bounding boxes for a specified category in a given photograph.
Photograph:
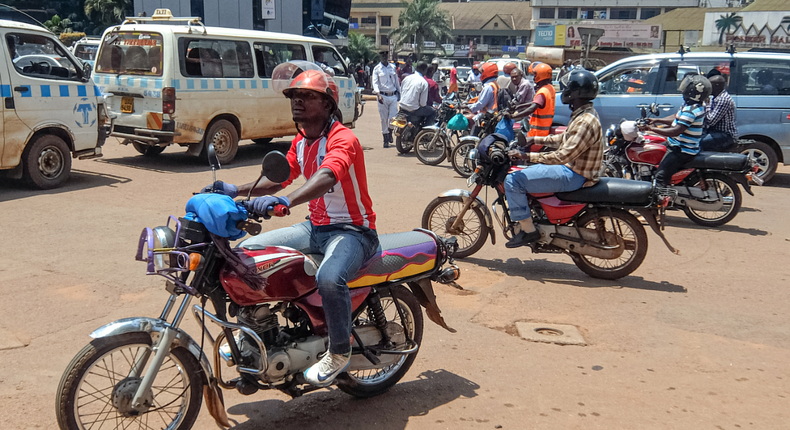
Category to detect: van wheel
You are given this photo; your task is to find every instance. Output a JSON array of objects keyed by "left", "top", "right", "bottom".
[
  {"left": 738, "top": 140, "right": 777, "bottom": 184},
  {"left": 131, "top": 141, "right": 166, "bottom": 156},
  {"left": 204, "top": 119, "right": 239, "bottom": 164},
  {"left": 22, "top": 134, "right": 71, "bottom": 189}
]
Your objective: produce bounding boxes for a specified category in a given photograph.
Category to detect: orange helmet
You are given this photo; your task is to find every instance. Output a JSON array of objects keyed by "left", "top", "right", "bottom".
[
  {"left": 527, "top": 61, "right": 541, "bottom": 75},
  {"left": 533, "top": 63, "right": 553, "bottom": 83},
  {"left": 503, "top": 62, "right": 517, "bottom": 75},
  {"left": 481, "top": 62, "right": 498, "bottom": 82},
  {"left": 273, "top": 61, "right": 339, "bottom": 108}
]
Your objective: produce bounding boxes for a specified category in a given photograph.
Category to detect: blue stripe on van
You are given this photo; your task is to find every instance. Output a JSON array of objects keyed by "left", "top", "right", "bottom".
[
  {"left": 239, "top": 80, "right": 245, "bottom": 89},
  {"left": 40, "top": 85, "right": 51, "bottom": 97},
  {"left": 115, "top": 76, "right": 122, "bottom": 86},
  {"left": 104, "top": 76, "right": 110, "bottom": 85},
  {"left": 59, "top": 85, "right": 69, "bottom": 97},
  {"left": 0, "top": 85, "right": 10, "bottom": 98},
  {"left": 214, "top": 80, "right": 221, "bottom": 89},
  {"left": 93, "top": 76, "right": 99, "bottom": 84},
  {"left": 94, "top": 86, "right": 102, "bottom": 97},
  {"left": 262, "top": 80, "right": 268, "bottom": 89},
  {"left": 140, "top": 78, "right": 148, "bottom": 88},
  {"left": 187, "top": 79, "right": 195, "bottom": 90},
  {"left": 155, "top": 79, "right": 163, "bottom": 89},
  {"left": 251, "top": 80, "right": 257, "bottom": 89},
  {"left": 126, "top": 77, "right": 134, "bottom": 87},
  {"left": 339, "top": 80, "right": 345, "bottom": 88},
  {"left": 201, "top": 79, "right": 208, "bottom": 89},
  {"left": 227, "top": 80, "right": 233, "bottom": 89},
  {"left": 78, "top": 86, "right": 87, "bottom": 97},
  {"left": 20, "top": 85, "right": 31, "bottom": 97}
]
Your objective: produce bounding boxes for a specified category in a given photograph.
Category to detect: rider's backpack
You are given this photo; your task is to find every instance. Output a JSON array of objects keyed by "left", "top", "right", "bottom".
[{"left": 496, "top": 83, "right": 513, "bottom": 113}]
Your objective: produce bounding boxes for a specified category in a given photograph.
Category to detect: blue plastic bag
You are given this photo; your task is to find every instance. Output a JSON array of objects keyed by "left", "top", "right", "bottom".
[
  {"left": 184, "top": 194, "right": 248, "bottom": 240},
  {"left": 494, "top": 117, "right": 515, "bottom": 142},
  {"left": 447, "top": 113, "right": 469, "bottom": 131}
]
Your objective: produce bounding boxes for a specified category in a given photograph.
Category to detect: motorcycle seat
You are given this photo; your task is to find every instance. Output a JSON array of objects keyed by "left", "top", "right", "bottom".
[
  {"left": 307, "top": 230, "right": 439, "bottom": 289},
  {"left": 556, "top": 177, "right": 653, "bottom": 205},
  {"left": 683, "top": 152, "right": 747, "bottom": 171}
]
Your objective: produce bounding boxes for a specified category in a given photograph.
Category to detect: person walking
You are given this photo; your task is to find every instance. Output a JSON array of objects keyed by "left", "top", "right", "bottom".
[
  {"left": 372, "top": 50, "right": 401, "bottom": 148},
  {"left": 448, "top": 60, "right": 459, "bottom": 94}
]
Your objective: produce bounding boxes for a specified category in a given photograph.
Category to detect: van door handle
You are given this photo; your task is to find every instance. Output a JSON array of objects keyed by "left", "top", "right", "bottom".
[
  {"left": 14, "top": 86, "right": 28, "bottom": 93},
  {"left": 635, "top": 104, "right": 650, "bottom": 108},
  {"left": 657, "top": 104, "right": 674, "bottom": 109}
]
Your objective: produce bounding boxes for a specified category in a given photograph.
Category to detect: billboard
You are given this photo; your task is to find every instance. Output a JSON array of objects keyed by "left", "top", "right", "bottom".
[
  {"left": 563, "top": 23, "right": 662, "bottom": 49},
  {"left": 534, "top": 25, "right": 566, "bottom": 46}
]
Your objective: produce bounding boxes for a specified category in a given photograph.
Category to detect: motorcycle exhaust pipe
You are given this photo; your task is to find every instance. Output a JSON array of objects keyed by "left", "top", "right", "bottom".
[{"left": 436, "top": 265, "right": 460, "bottom": 284}]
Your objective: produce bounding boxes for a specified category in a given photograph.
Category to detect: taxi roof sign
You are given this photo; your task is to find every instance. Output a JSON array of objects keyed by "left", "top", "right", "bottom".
[{"left": 152, "top": 9, "right": 173, "bottom": 20}]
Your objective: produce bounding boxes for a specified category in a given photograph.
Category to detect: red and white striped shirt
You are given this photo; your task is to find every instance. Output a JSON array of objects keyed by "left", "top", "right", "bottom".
[{"left": 283, "top": 121, "right": 376, "bottom": 229}]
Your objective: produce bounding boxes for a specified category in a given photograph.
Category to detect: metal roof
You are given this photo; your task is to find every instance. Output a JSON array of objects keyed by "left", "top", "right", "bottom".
[
  {"left": 644, "top": 7, "right": 741, "bottom": 32},
  {"left": 740, "top": 0, "right": 790, "bottom": 12}
]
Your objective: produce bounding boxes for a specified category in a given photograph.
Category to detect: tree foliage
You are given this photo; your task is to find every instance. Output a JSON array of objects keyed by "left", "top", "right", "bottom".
[
  {"left": 84, "top": 0, "right": 133, "bottom": 29},
  {"left": 389, "top": 0, "right": 452, "bottom": 58},
  {"left": 44, "top": 14, "right": 73, "bottom": 34},
  {"left": 347, "top": 31, "right": 379, "bottom": 65}
]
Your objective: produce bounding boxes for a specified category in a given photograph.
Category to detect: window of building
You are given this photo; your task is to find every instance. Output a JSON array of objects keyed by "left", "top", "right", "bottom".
[
  {"left": 610, "top": 8, "right": 637, "bottom": 20},
  {"left": 380, "top": 16, "right": 391, "bottom": 27},
  {"left": 580, "top": 8, "right": 607, "bottom": 20},
  {"left": 253, "top": 42, "right": 306, "bottom": 78},
  {"left": 180, "top": 38, "right": 254, "bottom": 78},
  {"left": 640, "top": 8, "right": 661, "bottom": 20},
  {"left": 558, "top": 8, "right": 577, "bottom": 20},
  {"left": 539, "top": 8, "right": 555, "bottom": 19},
  {"left": 380, "top": 35, "right": 389, "bottom": 46},
  {"left": 349, "top": 17, "right": 358, "bottom": 24},
  {"left": 360, "top": 16, "right": 376, "bottom": 25}
]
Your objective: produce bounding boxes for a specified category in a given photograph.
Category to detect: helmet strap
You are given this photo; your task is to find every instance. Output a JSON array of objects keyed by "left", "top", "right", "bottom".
[{"left": 295, "top": 117, "right": 335, "bottom": 142}]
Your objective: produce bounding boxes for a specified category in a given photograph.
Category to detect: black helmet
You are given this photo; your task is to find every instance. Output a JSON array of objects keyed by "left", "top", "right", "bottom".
[
  {"left": 560, "top": 68, "right": 599, "bottom": 105},
  {"left": 679, "top": 74, "right": 711, "bottom": 105}
]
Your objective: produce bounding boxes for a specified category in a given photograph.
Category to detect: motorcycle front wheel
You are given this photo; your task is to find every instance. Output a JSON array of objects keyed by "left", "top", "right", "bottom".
[
  {"left": 682, "top": 173, "right": 742, "bottom": 227},
  {"left": 570, "top": 208, "right": 648, "bottom": 280},
  {"left": 56, "top": 332, "right": 204, "bottom": 430},
  {"left": 450, "top": 141, "right": 476, "bottom": 178},
  {"left": 337, "top": 285, "right": 423, "bottom": 398},
  {"left": 414, "top": 129, "right": 448, "bottom": 166},
  {"left": 422, "top": 196, "right": 490, "bottom": 258}
]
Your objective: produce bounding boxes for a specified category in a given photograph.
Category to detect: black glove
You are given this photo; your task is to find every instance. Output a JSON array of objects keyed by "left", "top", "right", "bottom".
[
  {"left": 201, "top": 181, "right": 238, "bottom": 198},
  {"left": 248, "top": 195, "right": 290, "bottom": 219}
]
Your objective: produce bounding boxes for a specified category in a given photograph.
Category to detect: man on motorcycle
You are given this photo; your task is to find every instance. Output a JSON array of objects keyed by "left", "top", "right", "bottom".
[
  {"left": 203, "top": 63, "right": 379, "bottom": 387},
  {"left": 640, "top": 74, "right": 711, "bottom": 187},
  {"left": 700, "top": 71, "right": 738, "bottom": 152},
  {"left": 399, "top": 61, "right": 437, "bottom": 127},
  {"left": 467, "top": 62, "right": 500, "bottom": 135},
  {"left": 504, "top": 68, "right": 604, "bottom": 248},
  {"left": 509, "top": 63, "right": 556, "bottom": 137}
]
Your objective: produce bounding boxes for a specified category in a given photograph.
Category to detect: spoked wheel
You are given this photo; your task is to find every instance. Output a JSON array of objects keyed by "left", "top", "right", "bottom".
[
  {"left": 682, "top": 173, "right": 741, "bottom": 227},
  {"left": 570, "top": 208, "right": 648, "bottom": 280},
  {"left": 337, "top": 285, "right": 423, "bottom": 398},
  {"left": 414, "top": 129, "right": 448, "bottom": 166},
  {"left": 56, "top": 333, "right": 203, "bottom": 430},
  {"left": 395, "top": 133, "right": 413, "bottom": 154},
  {"left": 451, "top": 141, "right": 476, "bottom": 178},
  {"left": 422, "top": 196, "right": 490, "bottom": 258}
]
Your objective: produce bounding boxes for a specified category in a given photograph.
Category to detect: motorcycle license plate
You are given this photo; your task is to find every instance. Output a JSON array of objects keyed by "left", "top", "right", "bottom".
[
  {"left": 467, "top": 172, "right": 478, "bottom": 187},
  {"left": 121, "top": 97, "right": 134, "bottom": 113}
]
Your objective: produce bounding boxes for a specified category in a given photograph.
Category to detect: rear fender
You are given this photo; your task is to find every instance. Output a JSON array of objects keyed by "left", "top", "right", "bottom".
[
  {"left": 459, "top": 136, "right": 480, "bottom": 146},
  {"left": 90, "top": 317, "right": 213, "bottom": 385},
  {"left": 437, "top": 189, "right": 495, "bottom": 245},
  {"left": 728, "top": 171, "right": 754, "bottom": 196},
  {"left": 406, "top": 278, "right": 455, "bottom": 333}
]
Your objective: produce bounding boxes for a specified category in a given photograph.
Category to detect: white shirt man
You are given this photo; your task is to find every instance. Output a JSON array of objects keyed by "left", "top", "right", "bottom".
[
  {"left": 372, "top": 52, "right": 401, "bottom": 147},
  {"left": 399, "top": 63, "right": 436, "bottom": 127}
]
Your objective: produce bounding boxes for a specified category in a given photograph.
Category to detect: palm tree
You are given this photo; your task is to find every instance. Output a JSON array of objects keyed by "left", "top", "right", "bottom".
[
  {"left": 389, "top": 0, "right": 452, "bottom": 59},
  {"left": 347, "top": 31, "right": 379, "bottom": 65},
  {"left": 84, "top": 0, "right": 133, "bottom": 28},
  {"left": 715, "top": 12, "right": 742, "bottom": 45}
]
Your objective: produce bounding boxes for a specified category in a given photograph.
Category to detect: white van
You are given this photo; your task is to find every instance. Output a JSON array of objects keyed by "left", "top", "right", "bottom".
[
  {"left": 70, "top": 37, "right": 101, "bottom": 68},
  {"left": 95, "top": 9, "right": 363, "bottom": 164},
  {"left": 0, "top": 20, "right": 108, "bottom": 189}
]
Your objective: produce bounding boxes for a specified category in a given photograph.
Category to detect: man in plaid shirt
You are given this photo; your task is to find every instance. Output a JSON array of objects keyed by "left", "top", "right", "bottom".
[
  {"left": 505, "top": 69, "right": 604, "bottom": 248},
  {"left": 700, "top": 72, "right": 738, "bottom": 151}
]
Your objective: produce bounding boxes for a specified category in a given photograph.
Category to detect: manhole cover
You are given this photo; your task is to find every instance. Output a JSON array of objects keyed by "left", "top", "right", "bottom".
[{"left": 515, "top": 322, "right": 586, "bottom": 346}]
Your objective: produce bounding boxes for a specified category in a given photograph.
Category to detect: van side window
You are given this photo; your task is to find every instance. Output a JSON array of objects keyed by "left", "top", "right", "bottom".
[
  {"left": 6, "top": 33, "right": 79, "bottom": 81},
  {"left": 312, "top": 45, "right": 348, "bottom": 77},
  {"left": 96, "top": 31, "right": 163, "bottom": 76},
  {"left": 253, "top": 42, "right": 307, "bottom": 78},
  {"left": 659, "top": 60, "right": 733, "bottom": 95},
  {"left": 179, "top": 39, "right": 254, "bottom": 78},
  {"left": 736, "top": 59, "right": 787, "bottom": 96},
  {"left": 598, "top": 63, "right": 657, "bottom": 95}
]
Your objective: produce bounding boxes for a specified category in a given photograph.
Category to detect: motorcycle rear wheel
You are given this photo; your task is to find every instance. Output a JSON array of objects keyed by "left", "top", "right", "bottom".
[
  {"left": 451, "top": 141, "right": 476, "bottom": 178},
  {"left": 414, "top": 129, "right": 448, "bottom": 166},
  {"left": 422, "top": 196, "right": 490, "bottom": 258},
  {"left": 56, "top": 332, "right": 204, "bottom": 430},
  {"left": 395, "top": 133, "right": 413, "bottom": 154},
  {"left": 337, "top": 285, "right": 423, "bottom": 398},
  {"left": 682, "top": 173, "right": 741, "bottom": 227},
  {"left": 570, "top": 208, "right": 648, "bottom": 280}
]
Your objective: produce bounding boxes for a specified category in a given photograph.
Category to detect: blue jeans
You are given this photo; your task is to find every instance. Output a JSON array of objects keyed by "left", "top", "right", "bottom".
[
  {"left": 240, "top": 221, "right": 379, "bottom": 354},
  {"left": 700, "top": 131, "right": 735, "bottom": 152},
  {"left": 504, "top": 164, "right": 587, "bottom": 221}
]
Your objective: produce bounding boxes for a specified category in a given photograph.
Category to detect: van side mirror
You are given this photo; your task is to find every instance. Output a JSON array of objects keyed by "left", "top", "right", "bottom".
[
  {"left": 261, "top": 151, "right": 290, "bottom": 183},
  {"left": 80, "top": 61, "right": 92, "bottom": 82}
]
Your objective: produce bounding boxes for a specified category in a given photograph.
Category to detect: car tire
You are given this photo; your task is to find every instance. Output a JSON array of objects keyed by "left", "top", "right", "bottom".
[{"left": 22, "top": 134, "right": 72, "bottom": 189}]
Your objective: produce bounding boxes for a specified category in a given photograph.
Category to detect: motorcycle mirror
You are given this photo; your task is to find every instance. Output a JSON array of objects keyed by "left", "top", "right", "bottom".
[
  {"left": 649, "top": 103, "right": 659, "bottom": 116},
  {"left": 640, "top": 107, "right": 647, "bottom": 119},
  {"left": 261, "top": 151, "right": 290, "bottom": 183},
  {"left": 207, "top": 144, "right": 221, "bottom": 170}
]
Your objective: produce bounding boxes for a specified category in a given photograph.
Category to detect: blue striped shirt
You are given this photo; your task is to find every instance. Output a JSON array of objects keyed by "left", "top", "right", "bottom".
[{"left": 667, "top": 103, "right": 705, "bottom": 155}]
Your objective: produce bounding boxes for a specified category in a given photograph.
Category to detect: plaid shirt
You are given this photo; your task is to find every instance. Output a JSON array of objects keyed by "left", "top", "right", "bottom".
[
  {"left": 531, "top": 103, "right": 604, "bottom": 187},
  {"left": 704, "top": 90, "right": 738, "bottom": 139}
]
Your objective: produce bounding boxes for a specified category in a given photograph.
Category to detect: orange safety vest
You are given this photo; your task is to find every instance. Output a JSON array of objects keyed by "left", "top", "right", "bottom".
[
  {"left": 528, "top": 84, "right": 556, "bottom": 137},
  {"left": 480, "top": 81, "right": 499, "bottom": 113}
]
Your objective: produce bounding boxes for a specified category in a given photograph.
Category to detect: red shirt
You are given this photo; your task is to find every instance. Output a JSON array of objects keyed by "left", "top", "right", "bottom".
[
  {"left": 450, "top": 67, "right": 458, "bottom": 84},
  {"left": 283, "top": 121, "right": 376, "bottom": 229},
  {"left": 425, "top": 77, "right": 441, "bottom": 105}
]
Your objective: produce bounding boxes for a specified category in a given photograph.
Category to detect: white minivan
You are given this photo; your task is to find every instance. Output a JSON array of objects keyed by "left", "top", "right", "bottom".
[
  {"left": 0, "top": 19, "right": 108, "bottom": 189},
  {"left": 95, "top": 9, "right": 363, "bottom": 164}
]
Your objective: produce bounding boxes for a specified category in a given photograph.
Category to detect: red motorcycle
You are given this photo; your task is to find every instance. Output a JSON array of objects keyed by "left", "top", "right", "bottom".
[
  {"left": 56, "top": 150, "right": 459, "bottom": 430},
  {"left": 422, "top": 136, "right": 677, "bottom": 280},
  {"left": 604, "top": 106, "right": 761, "bottom": 227}
]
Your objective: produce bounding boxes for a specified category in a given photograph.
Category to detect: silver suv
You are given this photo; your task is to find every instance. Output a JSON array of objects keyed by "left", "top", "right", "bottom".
[{"left": 552, "top": 51, "right": 790, "bottom": 182}]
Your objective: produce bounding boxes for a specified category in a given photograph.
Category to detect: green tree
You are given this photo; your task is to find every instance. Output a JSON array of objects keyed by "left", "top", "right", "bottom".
[
  {"left": 84, "top": 0, "right": 133, "bottom": 28},
  {"left": 715, "top": 12, "right": 742, "bottom": 45},
  {"left": 389, "top": 0, "right": 452, "bottom": 59},
  {"left": 43, "top": 14, "right": 73, "bottom": 34},
  {"left": 347, "top": 31, "right": 379, "bottom": 65}
]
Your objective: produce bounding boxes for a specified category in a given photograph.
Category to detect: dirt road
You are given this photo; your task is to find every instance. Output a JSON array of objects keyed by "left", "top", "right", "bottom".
[{"left": 1, "top": 114, "right": 788, "bottom": 430}]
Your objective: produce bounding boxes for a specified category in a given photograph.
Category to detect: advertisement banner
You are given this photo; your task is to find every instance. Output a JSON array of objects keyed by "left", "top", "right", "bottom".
[
  {"left": 262, "top": 0, "right": 275, "bottom": 20},
  {"left": 535, "top": 26, "right": 555, "bottom": 46},
  {"left": 564, "top": 23, "right": 662, "bottom": 49},
  {"left": 555, "top": 25, "right": 566, "bottom": 46}
]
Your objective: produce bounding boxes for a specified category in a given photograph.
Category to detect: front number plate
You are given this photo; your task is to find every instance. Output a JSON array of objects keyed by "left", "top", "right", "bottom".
[{"left": 121, "top": 97, "right": 134, "bottom": 113}]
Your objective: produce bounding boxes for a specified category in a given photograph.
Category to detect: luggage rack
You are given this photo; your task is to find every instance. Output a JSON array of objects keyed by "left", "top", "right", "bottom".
[{"left": 120, "top": 8, "right": 207, "bottom": 34}]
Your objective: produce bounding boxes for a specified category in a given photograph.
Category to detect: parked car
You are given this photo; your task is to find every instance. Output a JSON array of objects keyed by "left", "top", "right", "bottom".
[
  {"left": 551, "top": 51, "right": 790, "bottom": 182},
  {"left": 438, "top": 65, "right": 471, "bottom": 97}
]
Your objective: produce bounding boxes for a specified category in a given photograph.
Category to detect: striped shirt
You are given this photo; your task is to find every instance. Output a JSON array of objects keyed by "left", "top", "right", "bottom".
[
  {"left": 668, "top": 103, "right": 705, "bottom": 155},
  {"left": 704, "top": 90, "right": 738, "bottom": 139},
  {"left": 283, "top": 121, "right": 376, "bottom": 229},
  {"left": 532, "top": 103, "right": 604, "bottom": 187}
]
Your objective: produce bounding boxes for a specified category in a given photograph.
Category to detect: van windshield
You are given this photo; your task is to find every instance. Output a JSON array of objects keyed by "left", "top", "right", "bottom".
[
  {"left": 96, "top": 31, "right": 163, "bottom": 76},
  {"left": 74, "top": 43, "right": 98, "bottom": 61}
]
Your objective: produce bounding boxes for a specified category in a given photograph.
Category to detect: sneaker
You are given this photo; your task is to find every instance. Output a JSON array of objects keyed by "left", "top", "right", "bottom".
[
  {"left": 505, "top": 229, "right": 541, "bottom": 249},
  {"left": 303, "top": 351, "right": 351, "bottom": 387}
]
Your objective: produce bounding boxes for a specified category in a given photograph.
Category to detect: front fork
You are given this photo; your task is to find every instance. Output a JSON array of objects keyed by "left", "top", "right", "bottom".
[{"left": 449, "top": 182, "right": 484, "bottom": 232}]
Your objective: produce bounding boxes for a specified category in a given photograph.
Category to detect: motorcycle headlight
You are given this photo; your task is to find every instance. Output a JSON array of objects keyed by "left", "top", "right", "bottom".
[
  {"left": 152, "top": 226, "right": 177, "bottom": 271},
  {"left": 467, "top": 148, "right": 479, "bottom": 160}
]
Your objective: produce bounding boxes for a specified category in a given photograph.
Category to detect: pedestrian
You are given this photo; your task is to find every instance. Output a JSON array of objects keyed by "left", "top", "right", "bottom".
[
  {"left": 448, "top": 60, "right": 459, "bottom": 94},
  {"left": 372, "top": 50, "right": 400, "bottom": 148}
]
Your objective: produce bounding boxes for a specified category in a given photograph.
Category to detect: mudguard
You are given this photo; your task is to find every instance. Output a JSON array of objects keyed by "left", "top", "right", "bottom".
[
  {"left": 422, "top": 125, "right": 441, "bottom": 132},
  {"left": 407, "top": 278, "right": 456, "bottom": 333},
  {"left": 437, "top": 189, "right": 496, "bottom": 245},
  {"left": 729, "top": 172, "right": 754, "bottom": 196}
]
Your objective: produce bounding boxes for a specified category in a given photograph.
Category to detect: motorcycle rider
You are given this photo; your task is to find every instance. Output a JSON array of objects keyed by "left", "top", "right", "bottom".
[
  {"left": 399, "top": 61, "right": 437, "bottom": 128},
  {"left": 510, "top": 63, "right": 556, "bottom": 137},
  {"left": 700, "top": 70, "right": 738, "bottom": 151},
  {"left": 505, "top": 68, "right": 604, "bottom": 248},
  {"left": 467, "top": 62, "right": 500, "bottom": 135},
  {"left": 202, "top": 62, "right": 379, "bottom": 387},
  {"left": 640, "top": 74, "right": 710, "bottom": 187}
]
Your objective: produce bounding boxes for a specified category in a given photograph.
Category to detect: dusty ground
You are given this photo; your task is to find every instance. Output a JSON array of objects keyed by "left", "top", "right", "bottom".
[{"left": 1, "top": 112, "right": 789, "bottom": 430}]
